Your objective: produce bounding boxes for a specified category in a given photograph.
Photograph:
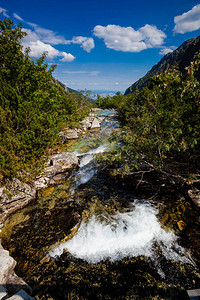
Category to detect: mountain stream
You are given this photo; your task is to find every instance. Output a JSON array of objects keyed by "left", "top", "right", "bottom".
[{"left": 0, "top": 109, "right": 200, "bottom": 299}]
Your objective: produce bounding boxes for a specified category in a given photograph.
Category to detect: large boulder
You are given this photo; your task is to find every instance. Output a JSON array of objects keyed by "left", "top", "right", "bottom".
[
  {"left": 45, "top": 152, "right": 79, "bottom": 177},
  {"left": 91, "top": 118, "right": 100, "bottom": 129},
  {"left": 0, "top": 179, "right": 36, "bottom": 228},
  {"left": 188, "top": 187, "right": 200, "bottom": 207},
  {"left": 59, "top": 128, "right": 79, "bottom": 142},
  {"left": 0, "top": 242, "right": 33, "bottom": 299},
  {"left": 35, "top": 152, "right": 79, "bottom": 188}
]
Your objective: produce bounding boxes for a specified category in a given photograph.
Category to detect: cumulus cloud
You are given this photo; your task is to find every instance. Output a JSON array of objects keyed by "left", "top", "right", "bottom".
[
  {"left": 159, "top": 46, "right": 176, "bottom": 55},
  {"left": 59, "top": 52, "right": 76, "bottom": 62},
  {"left": 71, "top": 36, "right": 95, "bottom": 53},
  {"left": 24, "top": 22, "right": 95, "bottom": 53},
  {"left": 22, "top": 29, "right": 75, "bottom": 62},
  {"left": 93, "top": 24, "right": 166, "bottom": 52},
  {"left": 174, "top": 4, "right": 200, "bottom": 33},
  {"left": 0, "top": 7, "right": 9, "bottom": 18}
]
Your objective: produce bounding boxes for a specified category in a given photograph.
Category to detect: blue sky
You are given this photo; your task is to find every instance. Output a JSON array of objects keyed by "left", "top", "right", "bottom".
[{"left": 1, "top": 0, "right": 200, "bottom": 94}]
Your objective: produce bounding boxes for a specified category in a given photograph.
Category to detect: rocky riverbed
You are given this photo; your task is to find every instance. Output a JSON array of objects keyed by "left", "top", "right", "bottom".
[
  {"left": 0, "top": 109, "right": 105, "bottom": 299},
  {"left": 0, "top": 109, "right": 200, "bottom": 300}
]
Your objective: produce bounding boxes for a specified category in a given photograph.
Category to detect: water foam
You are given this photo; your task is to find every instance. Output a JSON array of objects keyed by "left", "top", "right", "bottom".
[{"left": 49, "top": 202, "right": 194, "bottom": 266}]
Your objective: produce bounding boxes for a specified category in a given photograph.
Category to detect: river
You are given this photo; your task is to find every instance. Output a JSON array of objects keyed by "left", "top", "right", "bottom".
[{"left": 0, "top": 109, "right": 200, "bottom": 299}]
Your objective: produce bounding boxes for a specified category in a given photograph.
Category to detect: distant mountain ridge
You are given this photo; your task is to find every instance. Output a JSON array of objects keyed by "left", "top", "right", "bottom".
[{"left": 125, "top": 35, "right": 200, "bottom": 95}]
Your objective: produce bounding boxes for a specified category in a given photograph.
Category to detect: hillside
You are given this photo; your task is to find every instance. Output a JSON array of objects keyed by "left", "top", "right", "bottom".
[{"left": 125, "top": 35, "right": 200, "bottom": 94}]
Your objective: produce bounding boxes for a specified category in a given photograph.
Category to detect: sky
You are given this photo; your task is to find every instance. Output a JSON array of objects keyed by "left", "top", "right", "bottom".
[{"left": 1, "top": 0, "right": 200, "bottom": 95}]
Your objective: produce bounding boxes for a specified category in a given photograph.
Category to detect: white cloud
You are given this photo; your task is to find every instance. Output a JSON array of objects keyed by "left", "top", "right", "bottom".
[
  {"left": 71, "top": 36, "right": 95, "bottom": 53},
  {"left": 174, "top": 4, "right": 200, "bottom": 33},
  {"left": 159, "top": 46, "right": 176, "bottom": 55},
  {"left": 13, "top": 13, "right": 24, "bottom": 21},
  {"left": 24, "top": 22, "right": 95, "bottom": 52},
  {"left": 22, "top": 31, "right": 75, "bottom": 62},
  {"left": 60, "top": 52, "right": 75, "bottom": 62},
  {"left": 93, "top": 24, "right": 166, "bottom": 52},
  {"left": 28, "top": 23, "right": 69, "bottom": 45},
  {"left": 0, "top": 7, "right": 9, "bottom": 18}
]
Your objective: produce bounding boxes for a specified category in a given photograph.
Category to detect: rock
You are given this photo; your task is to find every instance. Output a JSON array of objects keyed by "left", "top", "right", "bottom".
[
  {"left": 0, "top": 242, "right": 33, "bottom": 299},
  {"left": 59, "top": 128, "right": 78, "bottom": 142},
  {"left": 45, "top": 152, "right": 79, "bottom": 178},
  {"left": 80, "top": 117, "right": 93, "bottom": 130},
  {"left": 34, "top": 176, "right": 49, "bottom": 190},
  {"left": 91, "top": 118, "right": 100, "bottom": 129},
  {"left": 7, "top": 289, "right": 35, "bottom": 300},
  {"left": 0, "top": 247, "right": 16, "bottom": 284},
  {"left": 90, "top": 108, "right": 102, "bottom": 112},
  {"left": 0, "top": 179, "right": 36, "bottom": 228},
  {"left": 188, "top": 188, "right": 200, "bottom": 207}
]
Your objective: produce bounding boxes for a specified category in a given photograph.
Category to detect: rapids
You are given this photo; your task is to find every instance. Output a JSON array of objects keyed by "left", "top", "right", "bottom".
[
  {"left": 0, "top": 109, "right": 200, "bottom": 300},
  {"left": 49, "top": 201, "right": 194, "bottom": 269}
]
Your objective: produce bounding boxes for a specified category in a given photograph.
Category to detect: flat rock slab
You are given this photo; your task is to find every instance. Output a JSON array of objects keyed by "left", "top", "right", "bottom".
[
  {"left": 45, "top": 152, "right": 79, "bottom": 178},
  {"left": 59, "top": 128, "right": 79, "bottom": 142},
  {"left": 187, "top": 289, "right": 200, "bottom": 299}
]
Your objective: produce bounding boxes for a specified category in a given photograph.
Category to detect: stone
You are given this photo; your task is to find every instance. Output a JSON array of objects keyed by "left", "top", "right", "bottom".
[
  {"left": 59, "top": 128, "right": 78, "bottom": 143},
  {"left": 45, "top": 152, "right": 79, "bottom": 178},
  {"left": 7, "top": 289, "right": 35, "bottom": 300},
  {"left": 0, "top": 179, "right": 36, "bottom": 229},
  {"left": 0, "top": 243, "right": 33, "bottom": 299},
  {"left": 80, "top": 117, "right": 93, "bottom": 130},
  {"left": 91, "top": 118, "right": 100, "bottom": 129},
  {"left": 0, "top": 248, "right": 16, "bottom": 284},
  {"left": 90, "top": 108, "right": 102, "bottom": 112},
  {"left": 188, "top": 188, "right": 200, "bottom": 207}
]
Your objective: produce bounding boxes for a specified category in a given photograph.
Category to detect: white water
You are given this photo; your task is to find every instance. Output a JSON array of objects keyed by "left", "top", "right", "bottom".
[
  {"left": 68, "top": 144, "right": 107, "bottom": 196},
  {"left": 49, "top": 202, "right": 194, "bottom": 268}
]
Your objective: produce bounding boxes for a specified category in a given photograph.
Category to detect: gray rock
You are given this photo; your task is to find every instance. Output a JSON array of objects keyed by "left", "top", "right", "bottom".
[
  {"left": 80, "top": 117, "right": 93, "bottom": 130},
  {"left": 0, "top": 179, "right": 36, "bottom": 228},
  {"left": 0, "top": 247, "right": 16, "bottom": 284},
  {"left": 91, "top": 118, "right": 100, "bottom": 129},
  {"left": 45, "top": 152, "right": 79, "bottom": 178},
  {"left": 188, "top": 188, "right": 200, "bottom": 207},
  {"left": 59, "top": 128, "right": 78, "bottom": 142}
]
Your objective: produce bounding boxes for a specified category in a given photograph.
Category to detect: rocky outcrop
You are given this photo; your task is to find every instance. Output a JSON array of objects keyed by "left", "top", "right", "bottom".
[
  {"left": 0, "top": 152, "right": 79, "bottom": 228},
  {"left": 0, "top": 179, "right": 36, "bottom": 229},
  {"left": 59, "top": 129, "right": 79, "bottom": 143},
  {"left": 35, "top": 152, "right": 79, "bottom": 189},
  {"left": 0, "top": 241, "right": 33, "bottom": 299},
  {"left": 80, "top": 116, "right": 103, "bottom": 130},
  {"left": 188, "top": 187, "right": 200, "bottom": 207},
  {"left": 125, "top": 35, "right": 200, "bottom": 94}
]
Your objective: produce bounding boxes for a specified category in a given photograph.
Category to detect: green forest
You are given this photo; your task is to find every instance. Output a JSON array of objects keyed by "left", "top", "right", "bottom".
[
  {"left": 1, "top": 18, "right": 200, "bottom": 190},
  {"left": 0, "top": 19, "right": 90, "bottom": 182},
  {"left": 96, "top": 54, "right": 200, "bottom": 186}
]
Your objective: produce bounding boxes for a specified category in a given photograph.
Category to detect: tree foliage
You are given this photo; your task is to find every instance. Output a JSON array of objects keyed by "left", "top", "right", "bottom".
[
  {"left": 97, "top": 54, "right": 200, "bottom": 181},
  {"left": 0, "top": 19, "right": 90, "bottom": 181}
]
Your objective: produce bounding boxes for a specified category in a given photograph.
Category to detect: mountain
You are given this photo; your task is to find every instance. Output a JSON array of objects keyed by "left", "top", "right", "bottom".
[
  {"left": 53, "top": 79, "right": 95, "bottom": 104},
  {"left": 125, "top": 35, "right": 200, "bottom": 95}
]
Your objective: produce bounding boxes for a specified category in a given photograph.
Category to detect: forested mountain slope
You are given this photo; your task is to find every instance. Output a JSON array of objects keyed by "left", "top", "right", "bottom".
[{"left": 125, "top": 35, "right": 200, "bottom": 94}]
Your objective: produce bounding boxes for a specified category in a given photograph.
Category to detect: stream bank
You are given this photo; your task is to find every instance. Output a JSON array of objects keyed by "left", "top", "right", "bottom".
[{"left": 0, "top": 109, "right": 200, "bottom": 300}]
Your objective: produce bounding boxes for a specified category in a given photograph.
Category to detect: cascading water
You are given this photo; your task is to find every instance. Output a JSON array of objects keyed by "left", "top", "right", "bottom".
[
  {"left": 49, "top": 201, "right": 195, "bottom": 271},
  {"left": 1, "top": 109, "right": 199, "bottom": 300}
]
